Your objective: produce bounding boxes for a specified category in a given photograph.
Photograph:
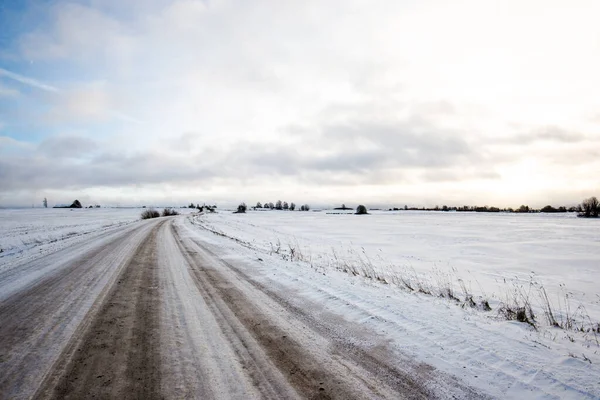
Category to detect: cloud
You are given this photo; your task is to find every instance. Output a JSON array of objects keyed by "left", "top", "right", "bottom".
[
  {"left": 0, "top": 148, "right": 216, "bottom": 192},
  {"left": 38, "top": 135, "right": 99, "bottom": 158},
  {"left": 539, "top": 146, "right": 600, "bottom": 166},
  {"left": 215, "top": 117, "right": 481, "bottom": 189},
  {"left": 0, "top": 136, "right": 28, "bottom": 149},
  {"left": 0, "top": 114, "right": 480, "bottom": 193},
  {"left": 315, "top": 120, "right": 475, "bottom": 168},
  {"left": 412, "top": 101, "right": 457, "bottom": 117},
  {"left": 18, "top": 2, "right": 134, "bottom": 66},
  {"left": 3, "top": 0, "right": 600, "bottom": 206},
  {"left": 0, "top": 67, "right": 58, "bottom": 92},
  {"left": 0, "top": 77, "right": 142, "bottom": 127},
  {"left": 420, "top": 169, "right": 500, "bottom": 183},
  {"left": 495, "top": 125, "right": 590, "bottom": 147},
  {"left": 525, "top": 126, "right": 586, "bottom": 143},
  {"left": 41, "top": 83, "right": 113, "bottom": 124}
]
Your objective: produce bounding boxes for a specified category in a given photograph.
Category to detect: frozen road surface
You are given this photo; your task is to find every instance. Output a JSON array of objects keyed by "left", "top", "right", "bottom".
[{"left": 0, "top": 216, "right": 480, "bottom": 400}]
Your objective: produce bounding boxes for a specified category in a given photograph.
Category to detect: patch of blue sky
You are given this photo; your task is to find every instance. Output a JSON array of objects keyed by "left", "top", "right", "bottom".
[
  {"left": 0, "top": 0, "right": 30, "bottom": 48},
  {"left": 0, "top": 0, "right": 55, "bottom": 51},
  {"left": 2, "top": 122, "right": 59, "bottom": 144},
  {"left": 1, "top": 90, "right": 126, "bottom": 146}
]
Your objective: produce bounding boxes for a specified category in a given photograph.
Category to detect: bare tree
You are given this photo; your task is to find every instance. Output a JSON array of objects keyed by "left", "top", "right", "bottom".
[
  {"left": 43, "top": 198, "right": 48, "bottom": 208},
  {"left": 289, "top": 202, "right": 296, "bottom": 211},
  {"left": 283, "top": 201, "right": 289, "bottom": 210},
  {"left": 275, "top": 200, "right": 283, "bottom": 210},
  {"left": 580, "top": 196, "right": 599, "bottom": 218}
]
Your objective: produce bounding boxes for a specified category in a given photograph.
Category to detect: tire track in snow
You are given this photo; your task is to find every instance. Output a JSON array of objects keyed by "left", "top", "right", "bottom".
[
  {"left": 0, "top": 219, "right": 159, "bottom": 400},
  {"left": 172, "top": 222, "right": 432, "bottom": 399},
  {"left": 158, "top": 222, "right": 299, "bottom": 399},
  {"left": 34, "top": 219, "right": 165, "bottom": 400}
]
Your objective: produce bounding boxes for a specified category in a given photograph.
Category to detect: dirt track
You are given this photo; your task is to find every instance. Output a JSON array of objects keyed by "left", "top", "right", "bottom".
[{"left": 0, "top": 217, "right": 481, "bottom": 399}]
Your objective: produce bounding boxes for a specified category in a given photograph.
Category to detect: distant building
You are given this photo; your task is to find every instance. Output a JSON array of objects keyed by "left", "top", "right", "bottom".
[{"left": 53, "top": 199, "right": 83, "bottom": 209}]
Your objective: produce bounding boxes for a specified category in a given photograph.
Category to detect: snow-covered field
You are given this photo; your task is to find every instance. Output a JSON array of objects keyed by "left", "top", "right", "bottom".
[
  {"left": 0, "top": 208, "right": 194, "bottom": 266},
  {"left": 186, "top": 210, "right": 600, "bottom": 399},
  {"left": 0, "top": 208, "right": 138, "bottom": 262},
  {"left": 194, "top": 210, "right": 600, "bottom": 324}
]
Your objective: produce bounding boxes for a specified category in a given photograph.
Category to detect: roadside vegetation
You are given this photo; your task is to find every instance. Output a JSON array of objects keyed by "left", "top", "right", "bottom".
[
  {"left": 140, "top": 208, "right": 179, "bottom": 219},
  {"left": 162, "top": 208, "right": 179, "bottom": 217},
  {"left": 141, "top": 209, "right": 160, "bottom": 219}
]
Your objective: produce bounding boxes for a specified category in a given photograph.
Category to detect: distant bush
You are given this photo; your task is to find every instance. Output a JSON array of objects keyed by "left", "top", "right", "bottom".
[
  {"left": 540, "top": 205, "right": 567, "bottom": 213},
  {"left": 162, "top": 208, "right": 179, "bottom": 217},
  {"left": 235, "top": 203, "right": 247, "bottom": 213},
  {"left": 300, "top": 204, "right": 310, "bottom": 211},
  {"left": 355, "top": 205, "right": 368, "bottom": 215},
  {"left": 141, "top": 209, "right": 160, "bottom": 219}
]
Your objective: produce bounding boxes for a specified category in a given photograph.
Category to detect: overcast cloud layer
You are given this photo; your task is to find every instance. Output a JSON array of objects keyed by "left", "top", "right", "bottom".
[{"left": 1, "top": 0, "right": 599, "bottom": 207}]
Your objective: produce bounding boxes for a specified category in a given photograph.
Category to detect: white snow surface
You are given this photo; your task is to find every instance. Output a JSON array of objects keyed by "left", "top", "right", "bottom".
[
  {"left": 194, "top": 210, "right": 600, "bottom": 322},
  {"left": 1, "top": 208, "right": 598, "bottom": 398},
  {"left": 0, "top": 207, "right": 195, "bottom": 266},
  {"left": 186, "top": 210, "right": 600, "bottom": 399}
]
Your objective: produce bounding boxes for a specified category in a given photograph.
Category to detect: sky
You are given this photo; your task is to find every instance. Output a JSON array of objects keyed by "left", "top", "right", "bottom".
[{"left": 0, "top": 0, "right": 599, "bottom": 208}]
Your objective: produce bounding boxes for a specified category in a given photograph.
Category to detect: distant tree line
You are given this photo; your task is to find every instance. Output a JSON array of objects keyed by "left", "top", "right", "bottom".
[
  {"left": 388, "top": 204, "right": 575, "bottom": 213},
  {"left": 187, "top": 203, "right": 217, "bottom": 212},
  {"left": 387, "top": 196, "right": 598, "bottom": 217},
  {"left": 141, "top": 208, "right": 179, "bottom": 219},
  {"left": 252, "top": 201, "right": 310, "bottom": 211},
  {"left": 186, "top": 196, "right": 599, "bottom": 218}
]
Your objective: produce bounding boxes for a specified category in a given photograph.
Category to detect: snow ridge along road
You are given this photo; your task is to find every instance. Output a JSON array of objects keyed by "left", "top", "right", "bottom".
[{"left": 0, "top": 216, "right": 483, "bottom": 399}]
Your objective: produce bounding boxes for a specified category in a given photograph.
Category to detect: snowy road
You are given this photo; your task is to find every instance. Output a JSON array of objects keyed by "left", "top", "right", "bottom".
[{"left": 0, "top": 216, "right": 482, "bottom": 400}]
